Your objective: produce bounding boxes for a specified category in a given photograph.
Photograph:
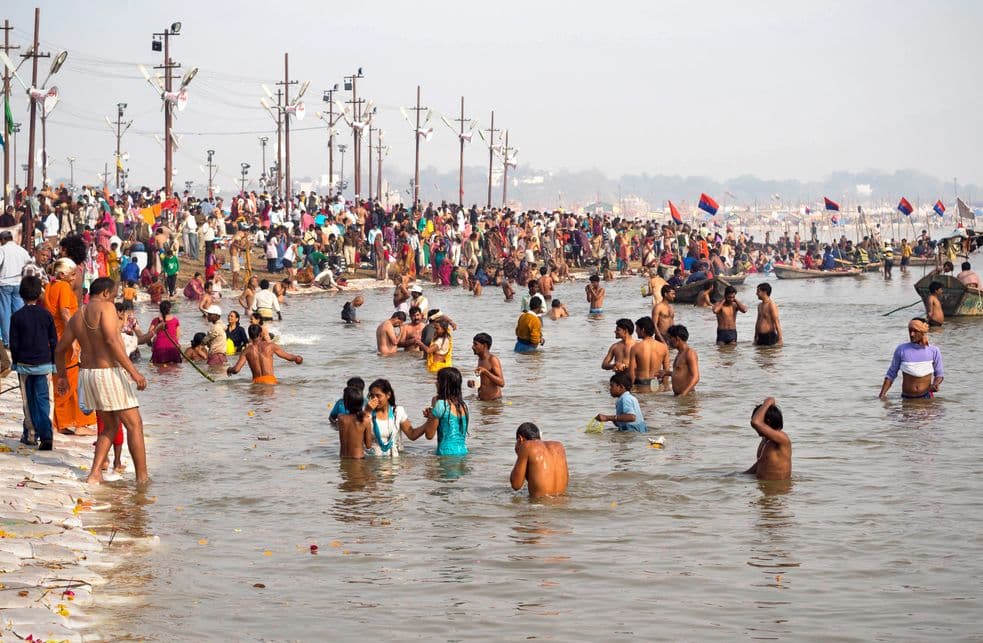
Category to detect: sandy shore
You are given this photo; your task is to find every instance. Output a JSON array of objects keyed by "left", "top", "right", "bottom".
[{"left": 0, "top": 376, "right": 156, "bottom": 641}]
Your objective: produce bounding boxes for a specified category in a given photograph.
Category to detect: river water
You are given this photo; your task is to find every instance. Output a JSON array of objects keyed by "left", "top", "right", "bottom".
[{"left": 90, "top": 265, "right": 982, "bottom": 640}]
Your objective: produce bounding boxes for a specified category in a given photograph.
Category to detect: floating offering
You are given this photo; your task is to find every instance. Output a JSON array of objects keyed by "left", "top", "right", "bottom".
[{"left": 648, "top": 436, "right": 666, "bottom": 449}]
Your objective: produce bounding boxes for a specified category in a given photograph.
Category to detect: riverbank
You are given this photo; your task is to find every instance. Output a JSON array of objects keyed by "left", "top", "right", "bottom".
[{"left": 0, "top": 379, "right": 155, "bottom": 641}]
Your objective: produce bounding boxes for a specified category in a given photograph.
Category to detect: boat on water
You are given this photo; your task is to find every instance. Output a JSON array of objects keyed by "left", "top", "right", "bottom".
[
  {"left": 674, "top": 277, "right": 728, "bottom": 303},
  {"left": 834, "top": 258, "right": 883, "bottom": 273},
  {"left": 905, "top": 256, "right": 937, "bottom": 267},
  {"left": 914, "top": 274, "right": 983, "bottom": 317},
  {"left": 773, "top": 264, "right": 862, "bottom": 279},
  {"left": 718, "top": 272, "right": 748, "bottom": 286}
]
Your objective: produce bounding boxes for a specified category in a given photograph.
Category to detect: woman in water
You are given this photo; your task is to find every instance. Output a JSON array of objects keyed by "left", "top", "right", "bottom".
[
  {"left": 407, "top": 367, "right": 469, "bottom": 456},
  {"left": 422, "top": 320, "right": 453, "bottom": 373},
  {"left": 226, "top": 310, "right": 248, "bottom": 353},
  {"left": 365, "top": 379, "right": 414, "bottom": 457},
  {"left": 139, "top": 300, "right": 183, "bottom": 365}
]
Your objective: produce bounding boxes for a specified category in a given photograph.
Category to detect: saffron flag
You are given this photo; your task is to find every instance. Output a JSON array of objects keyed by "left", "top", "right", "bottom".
[
  {"left": 897, "top": 197, "right": 913, "bottom": 216},
  {"left": 668, "top": 200, "right": 683, "bottom": 225},
  {"left": 697, "top": 193, "right": 718, "bottom": 215},
  {"left": 933, "top": 200, "right": 946, "bottom": 217},
  {"left": 140, "top": 203, "right": 162, "bottom": 225},
  {"left": 823, "top": 197, "right": 840, "bottom": 211}
]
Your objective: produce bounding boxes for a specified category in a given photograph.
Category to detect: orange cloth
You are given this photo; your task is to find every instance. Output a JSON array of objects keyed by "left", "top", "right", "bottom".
[
  {"left": 44, "top": 280, "right": 96, "bottom": 432},
  {"left": 252, "top": 375, "right": 278, "bottom": 385}
]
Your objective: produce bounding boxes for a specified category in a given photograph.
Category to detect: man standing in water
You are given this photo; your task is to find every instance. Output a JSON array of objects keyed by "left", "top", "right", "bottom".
[
  {"left": 713, "top": 286, "right": 747, "bottom": 345},
  {"left": 601, "top": 318, "right": 635, "bottom": 373},
  {"left": 376, "top": 311, "right": 407, "bottom": 356},
  {"left": 468, "top": 332, "right": 505, "bottom": 400},
  {"left": 653, "top": 285, "right": 676, "bottom": 342},
  {"left": 251, "top": 279, "right": 281, "bottom": 322},
  {"left": 397, "top": 306, "right": 425, "bottom": 351},
  {"left": 925, "top": 281, "right": 945, "bottom": 327},
  {"left": 628, "top": 316, "right": 669, "bottom": 392},
  {"left": 744, "top": 397, "right": 791, "bottom": 480},
  {"left": 753, "top": 282, "right": 783, "bottom": 346},
  {"left": 585, "top": 274, "right": 605, "bottom": 314},
  {"left": 510, "top": 422, "right": 569, "bottom": 498},
  {"left": 661, "top": 324, "right": 700, "bottom": 396},
  {"left": 55, "top": 278, "right": 149, "bottom": 485},
  {"left": 878, "top": 318, "right": 943, "bottom": 399},
  {"left": 227, "top": 324, "right": 304, "bottom": 385}
]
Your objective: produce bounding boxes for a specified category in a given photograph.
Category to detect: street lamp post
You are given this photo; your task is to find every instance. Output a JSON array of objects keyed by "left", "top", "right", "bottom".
[
  {"left": 66, "top": 156, "right": 75, "bottom": 193},
  {"left": 337, "top": 144, "right": 348, "bottom": 195},
  {"left": 344, "top": 68, "right": 364, "bottom": 198},
  {"left": 206, "top": 149, "right": 215, "bottom": 199},
  {"left": 322, "top": 84, "right": 339, "bottom": 194},
  {"left": 258, "top": 136, "right": 268, "bottom": 192},
  {"left": 240, "top": 162, "right": 250, "bottom": 195},
  {"left": 152, "top": 21, "right": 183, "bottom": 196}
]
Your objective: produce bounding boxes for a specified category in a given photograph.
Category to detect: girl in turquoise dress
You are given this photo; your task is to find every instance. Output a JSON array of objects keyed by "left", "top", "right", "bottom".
[{"left": 408, "top": 367, "right": 469, "bottom": 456}]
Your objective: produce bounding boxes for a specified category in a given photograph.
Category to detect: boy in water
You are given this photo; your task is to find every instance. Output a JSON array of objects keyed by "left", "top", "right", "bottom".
[
  {"left": 336, "top": 385, "right": 374, "bottom": 459},
  {"left": 330, "top": 377, "right": 365, "bottom": 425},
  {"left": 468, "top": 332, "right": 505, "bottom": 400},
  {"left": 754, "top": 282, "right": 783, "bottom": 346},
  {"left": 595, "top": 372, "right": 647, "bottom": 432},
  {"left": 744, "top": 397, "right": 791, "bottom": 480},
  {"left": 547, "top": 299, "right": 569, "bottom": 320},
  {"left": 585, "top": 274, "right": 605, "bottom": 314},
  {"left": 661, "top": 324, "right": 700, "bottom": 396},
  {"left": 510, "top": 422, "right": 569, "bottom": 498}
]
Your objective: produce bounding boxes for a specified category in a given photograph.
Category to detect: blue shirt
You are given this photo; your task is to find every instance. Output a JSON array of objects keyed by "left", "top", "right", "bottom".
[
  {"left": 433, "top": 399, "right": 468, "bottom": 456},
  {"left": 615, "top": 391, "right": 647, "bottom": 432}
]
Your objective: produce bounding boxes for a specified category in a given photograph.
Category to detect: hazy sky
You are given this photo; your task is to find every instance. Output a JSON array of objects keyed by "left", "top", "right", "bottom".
[{"left": 3, "top": 0, "right": 981, "bottom": 194}]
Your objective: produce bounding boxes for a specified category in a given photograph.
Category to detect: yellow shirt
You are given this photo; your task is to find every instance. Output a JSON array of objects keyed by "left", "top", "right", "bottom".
[{"left": 515, "top": 311, "right": 542, "bottom": 345}]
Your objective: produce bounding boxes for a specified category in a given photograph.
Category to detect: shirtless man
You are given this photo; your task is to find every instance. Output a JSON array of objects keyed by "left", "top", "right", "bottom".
[
  {"left": 510, "top": 422, "right": 569, "bottom": 498},
  {"left": 644, "top": 271, "right": 667, "bottom": 306},
  {"left": 468, "top": 332, "right": 505, "bottom": 400},
  {"left": 601, "top": 318, "right": 635, "bottom": 373},
  {"left": 660, "top": 324, "right": 699, "bottom": 396},
  {"left": 54, "top": 277, "right": 149, "bottom": 485},
  {"left": 238, "top": 276, "right": 258, "bottom": 315},
  {"left": 694, "top": 281, "right": 714, "bottom": 308},
  {"left": 712, "top": 286, "right": 748, "bottom": 345},
  {"left": 376, "top": 311, "right": 406, "bottom": 356},
  {"left": 653, "top": 285, "right": 676, "bottom": 342},
  {"left": 393, "top": 274, "right": 411, "bottom": 314},
  {"left": 628, "top": 316, "right": 670, "bottom": 392},
  {"left": 753, "top": 282, "right": 783, "bottom": 346},
  {"left": 397, "top": 306, "right": 425, "bottom": 351},
  {"left": 547, "top": 299, "right": 569, "bottom": 320},
  {"left": 226, "top": 324, "right": 303, "bottom": 384},
  {"left": 878, "top": 318, "right": 944, "bottom": 399},
  {"left": 585, "top": 274, "right": 605, "bottom": 314},
  {"left": 229, "top": 228, "right": 248, "bottom": 289},
  {"left": 925, "top": 281, "right": 945, "bottom": 327},
  {"left": 744, "top": 397, "right": 791, "bottom": 481},
  {"left": 537, "top": 266, "right": 555, "bottom": 304}
]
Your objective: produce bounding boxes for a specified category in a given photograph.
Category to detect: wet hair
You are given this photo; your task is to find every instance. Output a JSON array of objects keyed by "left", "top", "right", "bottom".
[
  {"left": 757, "top": 282, "right": 772, "bottom": 295},
  {"left": 539, "top": 266, "right": 547, "bottom": 276},
  {"left": 260, "top": 279, "right": 270, "bottom": 289},
  {"left": 667, "top": 324, "right": 689, "bottom": 342},
  {"left": 19, "top": 275, "right": 43, "bottom": 301},
  {"left": 724, "top": 286, "right": 737, "bottom": 296},
  {"left": 115, "top": 302, "right": 125, "bottom": 313},
  {"left": 528, "top": 279, "right": 539, "bottom": 290},
  {"left": 159, "top": 300, "right": 172, "bottom": 316},
  {"left": 929, "top": 281, "right": 943, "bottom": 293},
  {"left": 610, "top": 371, "right": 632, "bottom": 390},
  {"left": 408, "top": 306, "right": 422, "bottom": 317},
  {"left": 191, "top": 332, "right": 207, "bottom": 348},
  {"left": 516, "top": 422, "right": 541, "bottom": 440},
  {"left": 343, "top": 385, "right": 366, "bottom": 421},
  {"left": 473, "top": 332, "right": 492, "bottom": 348},
  {"left": 661, "top": 284, "right": 674, "bottom": 297},
  {"left": 962, "top": 262, "right": 971, "bottom": 271},
  {"left": 590, "top": 274, "right": 600, "bottom": 282},
  {"left": 435, "top": 367, "right": 468, "bottom": 433},
  {"left": 391, "top": 311, "right": 407, "bottom": 321},
  {"left": 943, "top": 261, "right": 954, "bottom": 271},
  {"left": 247, "top": 324, "right": 263, "bottom": 340},
  {"left": 616, "top": 318, "right": 634, "bottom": 334},
  {"left": 368, "top": 378, "right": 396, "bottom": 407},
  {"left": 753, "top": 403, "right": 784, "bottom": 430},
  {"left": 551, "top": 299, "right": 563, "bottom": 308},
  {"left": 634, "top": 316, "right": 655, "bottom": 338},
  {"left": 89, "top": 277, "right": 115, "bottom": 297},
  {"left": 346, "top": 377, "right": 365, "bottom": 390}
]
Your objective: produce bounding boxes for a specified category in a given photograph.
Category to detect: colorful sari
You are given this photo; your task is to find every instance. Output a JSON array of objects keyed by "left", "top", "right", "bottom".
[{"left": 44, "top": 279, "right": 96, "bottom": 434}]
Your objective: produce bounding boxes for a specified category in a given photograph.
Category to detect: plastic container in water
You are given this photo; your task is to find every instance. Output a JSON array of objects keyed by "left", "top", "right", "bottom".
[
  {"left": 585, "top": 418, "right": 604, "bottom": 434},
  {"left": 648, "top": 436, "right": 666, "bottom": 449}
]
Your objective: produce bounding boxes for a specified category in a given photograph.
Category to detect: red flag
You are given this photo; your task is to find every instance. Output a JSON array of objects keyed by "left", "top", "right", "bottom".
[
  {"left": 668, "top": 201, "right": 683, "bottom": 225},
  {"left": 823, "top": 197, "right": 840, "bottom": 211}
]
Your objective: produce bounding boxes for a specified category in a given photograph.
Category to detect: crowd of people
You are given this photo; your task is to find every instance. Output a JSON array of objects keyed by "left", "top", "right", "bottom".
[{"left": 0, "top": 182, "right": 964, "bottom": 497}]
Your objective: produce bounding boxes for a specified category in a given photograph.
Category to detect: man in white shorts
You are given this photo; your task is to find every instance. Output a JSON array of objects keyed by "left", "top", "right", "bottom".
[{"left": 55, "top": 277, "right": 149, "bottom": 485}]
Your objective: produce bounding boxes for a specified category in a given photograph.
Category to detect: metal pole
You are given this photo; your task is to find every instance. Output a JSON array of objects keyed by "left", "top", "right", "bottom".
[
  {"left": 458, "top": 96, "right": 465, "bottom": 208},
  {"left": 206, "top": 150, "right": 214, "bottom": 199},
  {"left": 351, "top": 75, "right": 359, "bottom": 198},
  {"left": 367, "top": 125, "right": 373, "bottom": 203},
  {"left": 328, "top": 94, "right": 334, "bottom": 194},
  {"left": 163, "top": 29, "right": 172, "bottom": 196},
  {"left": 260, "top": 137, "right": 267, "bottom": 189},
  {"left": 413, "top": 85, "right": 421, "bottom": 211},
  {"left": 115, "top": 103, "right": 123, "bottom": 189},
  {"left": 502, "top": 137, "right": 511, "bottom": 209},
  {"left": 486, "top": 110, "right": 495, "bottom": 209},
  {"left": 1, "top": 20, "right": 16, "bottom": 207},
  {"left": 377, "top": 141, "right": 382, "bottom": 202},
  {"left": 24, "top": 8, "right": 41, "bottom": 249},
  {"left": 283, "top": 52, "right": 291, "bottom": 216},
  {"left": 276, "top": 89, "right": 283, "bottom": 198},
  {"left": 40, "top": 115, "right": 47, "bottom": 188}
]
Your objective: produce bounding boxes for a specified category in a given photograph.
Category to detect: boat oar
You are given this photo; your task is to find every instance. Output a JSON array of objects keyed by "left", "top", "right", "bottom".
[
  {"left": 161, "top": 327, "right": 215, "bottom": 382},
  {"left": 882, "top": 301, "right": 923, "bottom": 317}
]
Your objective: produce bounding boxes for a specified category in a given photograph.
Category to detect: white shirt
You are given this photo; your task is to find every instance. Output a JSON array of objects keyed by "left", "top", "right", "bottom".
[
  {"left": 44, "top": 213, "right": 60, "bottom": 237},
  {"left": 369, "top": 405, "right": 409, "bottom": 457},
  {"left": 0, "top": 242, "right": 31, "bottom": 286}
]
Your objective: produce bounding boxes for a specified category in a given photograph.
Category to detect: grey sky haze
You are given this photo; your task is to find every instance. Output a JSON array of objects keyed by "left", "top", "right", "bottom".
[{"left": 3, "top": 0, "right": 981, "bottom": 195}]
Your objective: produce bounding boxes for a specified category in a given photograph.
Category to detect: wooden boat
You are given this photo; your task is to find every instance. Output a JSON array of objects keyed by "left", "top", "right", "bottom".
[
  {"left": 718, "top": 272, "right": 747, "bottom": 286},
  {"left": 773, "top": 264, "right": 862, "bottom": 279},
  {"left": 674, "top": 277, "right": 727, "bottom": 303},
  {"left": 905, "top": 256, "right": 937, "bottom": 267},
  {"left": 914, "top": 274, "right": 983, "bottom": 317},
  {"left": 834, "top": 258, "right": 883, "bottom": 272}
]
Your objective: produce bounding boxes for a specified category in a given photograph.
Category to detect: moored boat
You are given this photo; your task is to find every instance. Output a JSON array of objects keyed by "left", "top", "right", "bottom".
[
  {"left": 914, "top": 274, "right": 983, "bottom": 317},
  {"left": 718, "top": 272, "right": 747, "bottom": 286},
  {"left": 674, "top": 277, "right": 727, "bottom": 303},
  {"left": 773, "top": 264, "right": 862, "bottom": 279}
]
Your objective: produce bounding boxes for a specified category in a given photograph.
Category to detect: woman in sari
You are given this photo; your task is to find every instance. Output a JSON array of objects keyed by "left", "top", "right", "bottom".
[
  {"left": 44, "top": 258, "right": 97, "bottom": 436},
  {"left": 139, "top": 300, "right": 183, "bottom": 365}
]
